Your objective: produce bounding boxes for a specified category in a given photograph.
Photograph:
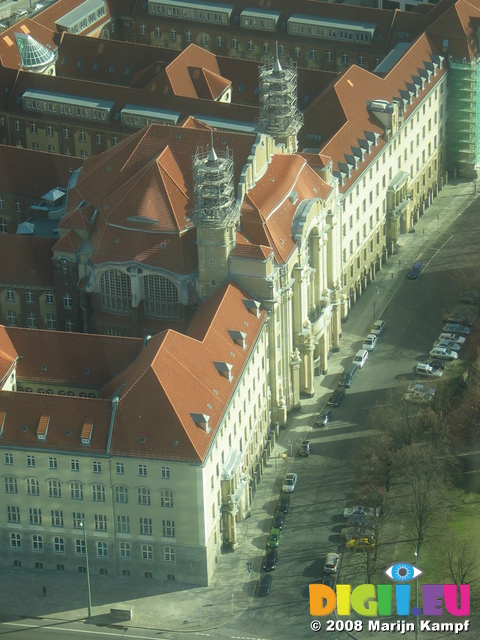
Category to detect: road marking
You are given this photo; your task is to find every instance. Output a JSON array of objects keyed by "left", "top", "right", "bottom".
[{"left": 1, "top": 621, "right": 155, "bottom": 639}]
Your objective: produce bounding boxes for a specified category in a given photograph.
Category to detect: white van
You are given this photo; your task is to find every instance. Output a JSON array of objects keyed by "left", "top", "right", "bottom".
[
  {"left": 353, "top": 349, "right": 369, "bottom": 368},
  {"left": 429, "top": 347, "right": 458, "bottom": 360},
  {"left": 416, "top": 363, "right": 443, "bottom": 378}
]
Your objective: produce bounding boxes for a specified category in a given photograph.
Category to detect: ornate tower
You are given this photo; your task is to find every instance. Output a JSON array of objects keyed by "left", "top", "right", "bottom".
[
  {"left": 192, "top": 143, "right": 239, "bottom": 299},
  {"left": 257, "top": 57, "right": 303, "bottom": 153}
]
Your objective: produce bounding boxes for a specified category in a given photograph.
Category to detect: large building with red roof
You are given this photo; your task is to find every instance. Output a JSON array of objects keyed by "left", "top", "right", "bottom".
[{"left": 0, "top": 280, "right": 271, "bottom": 583}]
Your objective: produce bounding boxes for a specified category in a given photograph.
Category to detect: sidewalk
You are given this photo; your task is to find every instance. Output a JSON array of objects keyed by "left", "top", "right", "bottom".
[{"left": 0, "top": 179, "right": 476, "bottom": 635}]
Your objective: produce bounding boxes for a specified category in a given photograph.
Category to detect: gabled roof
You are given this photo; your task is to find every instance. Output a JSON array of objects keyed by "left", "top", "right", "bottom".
[
  {"left": 0, "top": 145, "right": 82, "bottom": 196},
  {"left": 426, "top": 0, "right": 480, "bottom": 60},
  {"left": 0, "top": 391, "right": 113, "bottom": 454},
  {"left": 0, "top": 327, "right": 17, "bottom": 384},
  {"left": 240, "top": 154, "right": 332, "bottom": 264},
  {"left": 3, "top": 326, "right": 143, "bottom": 388},
  {"left": 0, "top": 236, "right": 55, "bottom": 286},
  {"left": 102, "top": 280, "right": 267, "bottom": 463},
  {"left": 67, "top": 124, "right": 258, "bottom": 273},
  {"left": 52, "top": 228, "right": 83, "bottom": 254},
  {"left": 164, "top": 45, "right": 231, "bottom": 100}
]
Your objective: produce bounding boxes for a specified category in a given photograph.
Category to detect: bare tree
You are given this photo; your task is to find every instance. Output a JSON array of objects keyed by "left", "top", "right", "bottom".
[{"left": 446, "top": 536, "right": 480, "bottom": 593}]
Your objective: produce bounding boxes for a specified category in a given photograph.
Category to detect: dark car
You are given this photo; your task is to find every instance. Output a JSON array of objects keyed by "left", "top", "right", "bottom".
[
  {"left": 327, "top": 388, "right": 346, "bottom": 407},
  {"left": 315, "top": 409, "right": 332, "bottom": 427},
  {"left": 407, "top": 261, "right": 424, "bottom": 280},
  {"left": 442, "top": 312, "right": 474, "bottom": 326},
  {"left": 427, "top": 358, "right": 446, "bottom": 371},
  {"left": 263, "top": 549, "right": 278, "bottom": 571},
  {"left": 257, "top": 573, "right": 272, "bottom": 596},
  {"left": 273, "top": 510, "right": 284, "bottom": 530},
  {"left": 321, "top": 575, "right": 337, "bottom": 589},
  {"left": 299, "top": 440, "right": 311, "bottom": 456},
  {"left": 278, "top": 493, "right": 290, "bottom": 514}
]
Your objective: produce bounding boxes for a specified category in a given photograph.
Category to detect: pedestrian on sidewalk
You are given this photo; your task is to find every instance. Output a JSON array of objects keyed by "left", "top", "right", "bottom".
[{"left": 42, "top": 586, "right": 47, "bottom": 597}]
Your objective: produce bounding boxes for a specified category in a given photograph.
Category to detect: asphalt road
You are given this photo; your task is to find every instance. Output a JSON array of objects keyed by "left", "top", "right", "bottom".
[{"left": 227, "top": 194, "right": 480, "bottom": 639}]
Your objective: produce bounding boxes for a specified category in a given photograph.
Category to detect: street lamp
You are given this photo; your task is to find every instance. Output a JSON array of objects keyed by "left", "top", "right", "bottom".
[
  {"left": 414, "top": 547, "right": 419, "bottom": 640},
  {"left": 80, "top": 518, "right": 93, "bottom": 619}
]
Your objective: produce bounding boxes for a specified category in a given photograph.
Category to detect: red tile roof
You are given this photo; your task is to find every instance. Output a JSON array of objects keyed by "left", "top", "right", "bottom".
[
  {"left": 0, "top": 391, "right": 113, "bottom": 453},
  {"left": 164, "top": 45, "right": 231, "bottom": 100},
  {"left": 0, "top": 20, "right": 57, "bottom": 70},
  {"left": 426, "top": 0, "right": 480, "bottom": 60},
  {"left": 0, "top": 236, "right": 56, "bottom": 286},
  {"left": 36, "top": 414, "right": 50, "bottom": 438},
  {"left": 67, "top": 124, "right": 257, "bottom": 274},
  {"left": 3, "top": 326, "right": 143, "bottom": 388},
  {"left": 0, "top": 145, "right": 82, "bottom": 197},
  {"left": 58, "top": 204, "right": 95, "bottom": 231},
  {"left": 0, "top": 327, "right": 17, "bottom": 384},
  {"left": 53, "top": 229, "right": 83, "bottom": 255},
  {"left": 103, "top": 281, "right": 267, "bottom": 463},
  {"left": 240, "top": 154, "right": 332, "bottom": 263}
]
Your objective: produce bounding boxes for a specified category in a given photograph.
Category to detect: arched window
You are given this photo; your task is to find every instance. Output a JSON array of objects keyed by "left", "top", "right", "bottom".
[
  {"left": 143, "top": 275, "right": 179, "bottom": 318},
  {"left": 100, "top": 270, "right": 131, "bottom": 313}
]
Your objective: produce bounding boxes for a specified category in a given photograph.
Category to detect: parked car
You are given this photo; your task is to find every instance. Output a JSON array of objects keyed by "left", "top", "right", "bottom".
[
  {"left": 267, "top": 527, "right": 281, "bottom": 548},
  {"left": 299, "top": 440, "right": 311, "bottom": 457},
  {"left": 407, "top": 261, "right": 424, "bottom": 280},
  {"left": 346, "top": 536, "right": 376, "bottom": 551},
  {"left": 434, "top": 340, "right": 461, "bottom": 352},
  {"left": 363, "top": 334, "right": 378, "bottom": 351},
  {"left": 12, "top": 9, "right": 27, "bottom": 17},
  {"left": 427, "top": 358, "right": 446, "bottom": 371},
  {"left": 340, "top": 526, "right": 376, "bottom": 540},
  {"left": 321, "top": 575, "right": 336, "bottom": 588},
  {"left": 323, "top": 552, "right": 340, "bottom": 574},
  {"left": 353, "top": 349, "right": 369, "bottom": 368},
  {"left": 343, "top": 505, "right": 379, "bottom": 518},
  {"left": 443, "top": 312, "right": 474, "bottom": 326},
  {"left": 277, "top": 494, "right": 290, "bottom": 514},
  {"left": 257, "top": 573, "right": 272, "bottom": 596},
  {"left": 430, "top": 347, "right": 458, "bottom": 360},
  {"left": 460, "top": 292, "right": 480, "bottom": 306},
  {"left": 443, "top": 323, "right": 470, "bottom": 336},
  {"left": 263, "top": 549, "right": 278, "bottom": 571},
  {"left": 339, "top": 364, "right": 359, "bottom": 388},
  {"left": 416, "top": 363, "right": 443, "bottom": 378},
  {"left": 438, "top": 333, "right": 466, "bottom": 345},
  {"left": 327, "top": 388, "right": 346, "bottom": 407},
  {"left": 370, "top": 320, "right": 386, "bottom": 335},
  {"left": 272, "top": 510, "right": 284, "bottom": 531},
  {"left": 282, "top": 473, "right": 298, "bottom": 493},
  {"left": 314, "top": 408, "right": 332, "bottom": 427}
]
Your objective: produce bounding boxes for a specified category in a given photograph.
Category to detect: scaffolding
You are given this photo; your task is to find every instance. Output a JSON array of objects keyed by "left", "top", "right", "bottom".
[
  {"left": 192, "top": 146, "right": 238, "bottom": 227},
  {"left": 256, "top": 58, "right": 303, "bottom": 140},
  {"left": 447, "top": 57, "right": 480, "bottom": 178}
]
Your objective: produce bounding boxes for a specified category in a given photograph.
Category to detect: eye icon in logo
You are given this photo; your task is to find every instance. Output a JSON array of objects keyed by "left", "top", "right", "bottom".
[{"left": 384, "top": 563, "right": 423, "bottom": 583}]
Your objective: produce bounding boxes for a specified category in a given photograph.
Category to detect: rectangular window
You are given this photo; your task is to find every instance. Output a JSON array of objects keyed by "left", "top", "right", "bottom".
[
  {"left": 117, "top": 515, "right": 130, "bottom": 533},
  {"left": 54, "top": 536, "right": 65, "bottom": 553},
  {"left": 72, "top": 512, "right": 85, "bottom": 529},
  {"left": 71, "top": 459, "right": 79, "bottom": 471},
  {"left": 7, "top": 311, "right": 17, "bottom": 327},
  {"left": 92, "top": 484, "right": 106, "bottom": 502},
  {"left": 161, "top": 466, "right": 170, "bottom": 479},
  {"left": 70, "top": 482, "right": 83, "bottom": 500},
  {"left": 51, "top": 509, "right": 64, "bottom": 527},
  {"left": 138, "top": 464, "right": 147, "bottom": 477},
  {"left": 26, "top": 455, "right": 35, "bottom": 467},
  {"left": 7, "top": 505, "right": 20, "bottom": 523},
  {"left": 140, "top": 517, "right": 152, "bottom": 535},
  {"left": 5, "top": 476, "right": 17, "bottom": 493},
  {"left": 5, "top": 453, "right": 13, "bottom": 465},
  {"left": 93, "top": 461, "right": 101, "bottom": 474},
  {"left": 29, "top": 507, "right": 42, "bottom": 525},
  {"left": 45, "top": 291, "right": 54, "bottom": 305},
  {"left": 162, "top": 519, "right": 175, "bottom": 538},
  {"left": 116, "top": 462, "right": 125, "bottom": 474},
  {"left": 46, "top": 314, "right": 56, "bottom": 329},
  {"left": 94, "top": 514, "right": 107, "bottom": 531},
  {"left": 115, "top": 486, "right": 128, "bottom": 503},
  {"left": 11, "top": 533, "right": 21, "bottom": 549},
  {"left": 27, "top": 313, "right": 36, "bottom": 328},
  {"left": 63, "top": 293, "right": 72, "bottom": 309}
]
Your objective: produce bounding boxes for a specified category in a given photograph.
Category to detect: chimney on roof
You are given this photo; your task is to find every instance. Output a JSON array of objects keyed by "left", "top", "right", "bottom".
[
  {"left": 190, "top": 413, "right": 210, "bottom": 434},
  {"left": 214, "top": 361, "right": 233, "bottom": 382},
  {"left": 37, "top": 415, "right": 50, "bottom": 441},
  {"left": 228, "top": 330, "right": 247, "bottom": 349},
  {"left": 242, "top": 299, "right": 261, "bottom": 318}
]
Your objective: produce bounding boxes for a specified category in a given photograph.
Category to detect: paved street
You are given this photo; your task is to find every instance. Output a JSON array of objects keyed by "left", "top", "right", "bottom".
[{"left": 0, "top": 178, "right": 478, "bottom": 639}]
